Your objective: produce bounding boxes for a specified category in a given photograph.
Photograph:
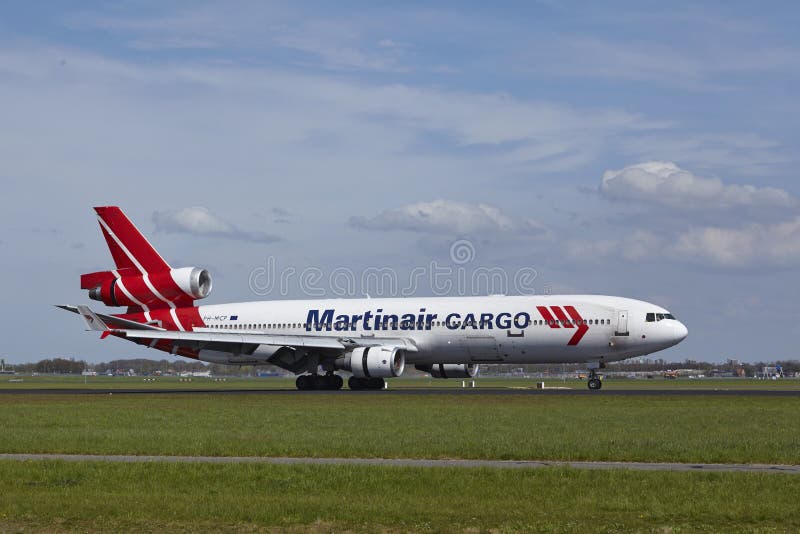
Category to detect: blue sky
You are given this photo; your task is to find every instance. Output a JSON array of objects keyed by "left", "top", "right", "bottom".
[{"left": 1, "top": 1, "right": 799, "bottom": 363}]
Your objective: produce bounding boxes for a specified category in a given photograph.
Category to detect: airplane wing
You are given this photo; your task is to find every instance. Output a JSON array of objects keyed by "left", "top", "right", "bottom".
[
  {"left": 60, "top": 304, "right": 416, "bottom": 353},
  {"left": 119, "top": 329, "right": 418, "bottom": 352},
  {"left": 60, "top": 305, "right": 417, "bottom": 374},
  {"left": 120, "top": 329, "right": 348, "bottom": 350}
]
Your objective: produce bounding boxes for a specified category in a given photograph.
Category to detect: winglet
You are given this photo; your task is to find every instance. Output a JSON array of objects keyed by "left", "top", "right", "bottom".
[{"left": 76, "top": 305, "right": 110, "bottom": 333}]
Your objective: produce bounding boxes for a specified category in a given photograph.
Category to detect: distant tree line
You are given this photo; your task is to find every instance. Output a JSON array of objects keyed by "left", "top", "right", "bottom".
[
  {"left": 94, "top": 359, "right": 207, "bottom": 375},
  {"left": 4, "top": 357, "right": 799, "bottom": 377},
  {"left": 466, "top": 358, "right": 800, "bottom": 377},
  {"left": 5, "top": 357, "right": 286, "bottom": 376},
  {"left": 22, "top": 358, "right": 89, "bottom": 375},
  {"left": 607, "top": 359, "right": 800, "bottom": 376}
]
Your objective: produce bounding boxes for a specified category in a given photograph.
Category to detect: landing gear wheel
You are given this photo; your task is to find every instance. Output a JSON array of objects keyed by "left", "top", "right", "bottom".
[
  {"left": 348, "top": 376, "right": 363, "bottom": 390},
  {"left": 368, "top": 377, "right": 386, "bottom": 390},
  {"left": 588, "top": 377, "right": 602, "bottom": 390},
  {"left": 296, "top": 374, "right": 313, "bottom": 390},
  {"left": 348, "top": 377, "right": 385, "bottom": 390},
  {"left": 318, "top": 374, "right": 343, "bottom": 390},
  {"left": 332, "top": 374, "right": 344, "bottom": 390},
  {"left": 296, "top": 374, "right": 344, "bottom": 390}
]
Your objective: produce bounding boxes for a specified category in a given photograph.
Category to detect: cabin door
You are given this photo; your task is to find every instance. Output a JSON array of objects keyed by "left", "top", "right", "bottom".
[{"left": 615, "top": 310, "right": 629, "bottom": 336}]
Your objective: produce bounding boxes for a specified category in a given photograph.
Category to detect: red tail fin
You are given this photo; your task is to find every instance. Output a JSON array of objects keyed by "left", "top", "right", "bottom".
[
  {"left": 82, "top": 207, "right": 212, "bottom": 320},
  {"left": 94, "top": 206, "right": 170, "bottom": 274}
]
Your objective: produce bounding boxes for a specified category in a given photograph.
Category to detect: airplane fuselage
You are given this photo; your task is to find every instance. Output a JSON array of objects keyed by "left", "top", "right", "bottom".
[{"left": 189, "top": 294, "right": 687, "bottom": 367}]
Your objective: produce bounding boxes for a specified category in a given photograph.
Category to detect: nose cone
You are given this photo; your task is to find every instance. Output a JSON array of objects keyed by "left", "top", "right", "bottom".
[{"left": 672, "top": 321, "right": 688, "bottom": 344}]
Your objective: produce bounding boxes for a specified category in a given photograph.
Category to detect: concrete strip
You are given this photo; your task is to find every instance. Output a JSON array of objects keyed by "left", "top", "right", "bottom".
[{"left": 1, "top": 453, "right": 798, "bottom": 474}]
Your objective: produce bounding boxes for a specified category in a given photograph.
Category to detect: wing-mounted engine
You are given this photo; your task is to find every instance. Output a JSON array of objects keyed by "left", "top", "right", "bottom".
[
  {"left": 416, "top": 363, "right": 479, "bottom": 379},
  {"left": 335, "top": 346, "right": 406, "bottom": 378},
  {"left": 81, "top": 266, "right": 212, "bottom": 308}
]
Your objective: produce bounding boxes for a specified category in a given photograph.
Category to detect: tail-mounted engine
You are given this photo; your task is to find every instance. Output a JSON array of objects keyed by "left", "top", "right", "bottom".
[
  {"left": 336, "top": 346, "right": 405, "bottom": 378},
  {"left": 416, "top": 363, "right": 479, "bottom": 379},
  {"left": 81, "top": 267, "right": 212, "bottom": 308}
]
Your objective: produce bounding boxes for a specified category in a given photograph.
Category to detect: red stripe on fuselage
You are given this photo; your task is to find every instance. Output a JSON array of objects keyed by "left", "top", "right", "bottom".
[
  {"left": 113, "top": 306, "right": 204, "bottom": 359},
  {"left": 564, "top": 305, "right": 589, "bottom": 346},
  {"left": 116, "top": 305, "right": 204, "bottom": 332},
  {"left": 176, "top": 306, "right": 205, "bottom": 330},
  {"left": 549, "top": 306, "right": 574, "bottom": 328},
  {"left": 536, "top": 306, "right": 560, "bottom": 328}
]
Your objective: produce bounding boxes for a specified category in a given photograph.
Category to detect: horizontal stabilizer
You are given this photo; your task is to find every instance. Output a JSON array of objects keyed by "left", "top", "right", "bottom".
[
  {"left": 76, "top": 305, "right": 108, "bottom": 332},
  {"left": 56, "top": 305, "right": 165, "bottom": 331}
]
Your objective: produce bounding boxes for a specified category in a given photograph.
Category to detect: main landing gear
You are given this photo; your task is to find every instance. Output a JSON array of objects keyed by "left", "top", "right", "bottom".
[
  {"left": 295, "top": 373, "right": 344, "bottom": 391},
  {"left": 348, "top": 376, "right": 386, "bottom": 391},
  {"left": 587, "top": 370, "right": 603, "bottom": 390},
  {"left": 294, "top": 374, "right": 386, "bottom": 391}
]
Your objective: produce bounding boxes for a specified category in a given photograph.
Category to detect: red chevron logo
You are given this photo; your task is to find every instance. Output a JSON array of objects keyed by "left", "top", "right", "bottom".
[{"left": 536, "top": 305, "right": 590, "bottom": 346}]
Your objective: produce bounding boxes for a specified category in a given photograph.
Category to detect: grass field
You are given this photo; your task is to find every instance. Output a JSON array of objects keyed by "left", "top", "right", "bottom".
[
  {"left": 3, "top": 384, "right": 800, "bottom": 531},
  {"left": 1, "top": 460, "right": 799, "bottom": 532},
  {"left": 3, "top": 373, "right": 800, "bottom": 390},
  {"left": 2, "top": 392, "right": 799, "bottom": 464}
]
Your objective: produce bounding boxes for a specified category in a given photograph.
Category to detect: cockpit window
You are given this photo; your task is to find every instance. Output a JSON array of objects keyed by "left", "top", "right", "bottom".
[{"left": 647, "top": 312, "right": 677, "bottom": 322}]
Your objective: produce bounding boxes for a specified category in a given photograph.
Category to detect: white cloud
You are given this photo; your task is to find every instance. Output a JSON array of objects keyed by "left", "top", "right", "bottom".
[
  {"left": 566, "top": 218, "right": 800, "bottom": 269},
  {"left": 600, "top": 161, "right": 796, "bottom": 212},
  {"left": 565, "top": 230, "right": 663, "bottom": 263},
  {"left": 0, "top": 44, "right": 666, "bottom": 180},
  {"left": 152, "top": 207, "right": 280, "bottom": 244},
  {"left": 589, "top": 162, "right": 800, "bottom": 268},
  {"left": 350, "top": 200, "right": 549, "bottom": 238},
  {"left": 672, "top": 218, "right": 800, "bottom": 268}
]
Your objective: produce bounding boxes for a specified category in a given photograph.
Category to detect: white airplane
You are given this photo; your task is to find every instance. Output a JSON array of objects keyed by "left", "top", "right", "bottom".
[{"left": 60, "top": 207, "right": 687, "bottom": 391}]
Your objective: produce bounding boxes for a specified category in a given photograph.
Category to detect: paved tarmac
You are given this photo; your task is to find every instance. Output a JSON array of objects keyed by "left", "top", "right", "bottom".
[
  {"left": 1, "top": 387, "right": 800, "bottom": 396},
  {"left": 1, "top": 453, "right": 797, "bottom": 474}
]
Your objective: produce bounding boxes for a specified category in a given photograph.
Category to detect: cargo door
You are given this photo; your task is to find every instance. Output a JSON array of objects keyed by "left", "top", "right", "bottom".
[{"left": 464, "top": 335, "right": 502, "bottom": 361}]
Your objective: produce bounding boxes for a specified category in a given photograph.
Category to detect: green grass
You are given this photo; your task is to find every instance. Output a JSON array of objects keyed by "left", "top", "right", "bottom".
[
  {"left": 0, "top": 374, "right": 299, "bottom": 390},
  {"left": 1, "top": 460, "right": 799, "bottom": 532},
  {"left": 3, "top": 392, "right": 799, "bottom": 532},
  {"left": 2, "top": 393, "right": 799, "bottom": 464},
  {"left": 3, "top": 374, "right": 800, "bottom": 390}
]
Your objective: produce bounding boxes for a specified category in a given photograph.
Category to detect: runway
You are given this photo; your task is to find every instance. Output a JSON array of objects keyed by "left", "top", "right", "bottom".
[
  {"left": 1, "top": 453, "right": 797, "bottom": 474},
  {"left": 2, "top": 387, "right": 800, "bottom": 396}
]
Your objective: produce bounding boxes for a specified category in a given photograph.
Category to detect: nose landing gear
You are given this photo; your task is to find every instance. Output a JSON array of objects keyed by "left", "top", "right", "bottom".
[{"left": 587, "top": 370, "right": 602, "bottom": 390}]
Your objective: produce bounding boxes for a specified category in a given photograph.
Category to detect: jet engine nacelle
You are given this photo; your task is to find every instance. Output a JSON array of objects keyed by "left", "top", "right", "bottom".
[
  {"left": 336, "top": 346, "right": 405, "bottom": 378},
  {"left": 416, "top": 363, "right": 479, "bottom": 379},
  {"left": 84, "top": 267, "right": 212, "bottom": 307}
]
